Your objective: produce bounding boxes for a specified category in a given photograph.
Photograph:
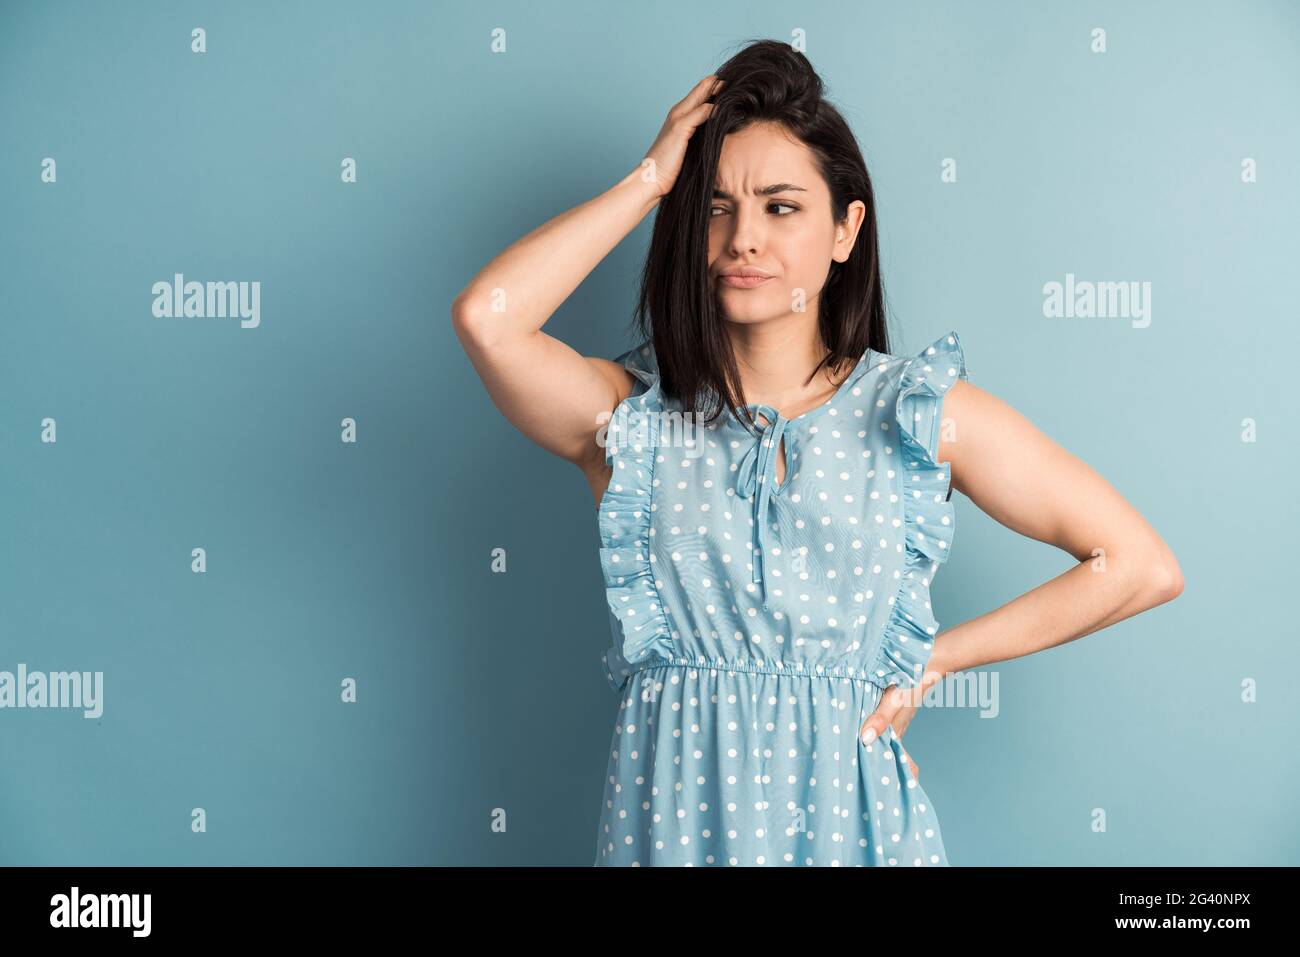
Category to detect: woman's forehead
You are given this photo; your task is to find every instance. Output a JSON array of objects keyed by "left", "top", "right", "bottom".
[{"left": 716, "top": 126, "right": 821, "bottom": 186}]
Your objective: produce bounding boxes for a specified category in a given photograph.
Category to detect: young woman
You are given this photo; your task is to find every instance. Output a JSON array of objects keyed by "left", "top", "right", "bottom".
[{"left": 452, "top": 40, "right": 1182, "bottom": 866}]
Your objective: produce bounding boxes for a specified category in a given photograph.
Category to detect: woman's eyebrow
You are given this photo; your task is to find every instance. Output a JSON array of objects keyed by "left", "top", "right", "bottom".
[{"left": 712, "top": 183, "right": 807, "bottom": 200}]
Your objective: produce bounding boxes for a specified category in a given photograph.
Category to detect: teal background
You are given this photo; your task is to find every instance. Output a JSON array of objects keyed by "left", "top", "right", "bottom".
[{"left": 1, "top": 0, "right": 1297, "bottom": 865}]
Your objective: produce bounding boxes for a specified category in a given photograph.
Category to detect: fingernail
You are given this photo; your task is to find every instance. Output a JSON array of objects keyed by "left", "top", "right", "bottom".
[{"left": 860, "top": 726, "right": 876, "bottom": 746}]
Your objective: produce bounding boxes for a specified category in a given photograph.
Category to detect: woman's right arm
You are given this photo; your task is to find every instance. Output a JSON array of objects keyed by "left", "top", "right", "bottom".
[
  {"left": 450, "top": 75, "right": 723, "bottom": 488},
  {"left": 450, "top": 166, "right": 660, "bottom": 470}
]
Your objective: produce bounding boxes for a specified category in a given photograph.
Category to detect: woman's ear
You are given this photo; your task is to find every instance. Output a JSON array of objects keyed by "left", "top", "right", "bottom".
[{"left": 832, "top": 200, "right": 866, "bottom": 262}]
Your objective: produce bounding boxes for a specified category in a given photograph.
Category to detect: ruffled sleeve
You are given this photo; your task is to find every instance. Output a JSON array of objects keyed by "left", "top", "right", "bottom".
[
  {"left": 870, "top": 330, "right": 969, "bottom": 691},
  {"left": 597, "top": 340, "right": 674, "bottom": 693}
]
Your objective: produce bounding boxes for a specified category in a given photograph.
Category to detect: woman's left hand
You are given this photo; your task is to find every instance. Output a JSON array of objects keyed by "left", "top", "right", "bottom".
[
  {"left": 858, "top": 653, "right": 947, "bottom": 781},
  {"left": 858, "top": 685, "right": 922, "bottom": 779}
]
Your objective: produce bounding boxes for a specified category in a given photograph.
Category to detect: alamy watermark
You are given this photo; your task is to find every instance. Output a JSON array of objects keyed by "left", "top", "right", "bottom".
[
  {"left": 1042, "top": 272, "right": 1151, "bottom": 328},
  {"left": 152, "top": 273, "right": 260, "bottom": 328},
  {"left": 0, "top": 665, "right": 103, "bottom": 718},
  {"left": 50, "top": 887, "right": 150, "bottom": 937},
  {"left": 597, "top": 404, "right": 705, "bottom": 457},
  {"left": 890, "top": 664, "right": 1001, "bottom": 718}
]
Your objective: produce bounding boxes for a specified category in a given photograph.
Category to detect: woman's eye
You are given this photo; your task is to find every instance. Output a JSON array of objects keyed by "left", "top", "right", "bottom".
[{"left": 710, "top": 204, "right": 797, "bottom": 217}]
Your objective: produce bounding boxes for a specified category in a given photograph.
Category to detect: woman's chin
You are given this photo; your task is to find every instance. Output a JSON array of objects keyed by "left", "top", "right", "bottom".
[{"left": 717, "top": 296, "right": 782, "bottom": 324}]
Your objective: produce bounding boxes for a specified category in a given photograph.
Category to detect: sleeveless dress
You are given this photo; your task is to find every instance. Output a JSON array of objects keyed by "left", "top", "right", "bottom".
[{"left": 593, "top": 330, "right": 969, "bottom": 866}]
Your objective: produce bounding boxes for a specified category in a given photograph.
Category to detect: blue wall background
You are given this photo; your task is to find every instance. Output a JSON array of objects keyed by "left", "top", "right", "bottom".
[{"left": 1, "top": 0, "right": 1296, "bottom": 865}]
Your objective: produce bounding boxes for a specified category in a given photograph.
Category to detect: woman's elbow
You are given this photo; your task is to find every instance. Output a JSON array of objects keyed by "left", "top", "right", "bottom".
[
  {"left": 1146, "top": 552, "right": 1184, "bottom": 605},
  {"left": 451, "top": 292, "right": 498, "bottom": 352}
]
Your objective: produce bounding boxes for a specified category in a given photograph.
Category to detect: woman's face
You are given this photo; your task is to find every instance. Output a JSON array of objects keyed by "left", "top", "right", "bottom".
[{"left": 708, "top": 121, "right": 864, "bottom": 326}]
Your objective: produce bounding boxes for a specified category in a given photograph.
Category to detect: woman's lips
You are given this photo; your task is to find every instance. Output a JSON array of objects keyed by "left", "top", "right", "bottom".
[{"left": 720, "top": 275, "right": 773, "bottom": 289}]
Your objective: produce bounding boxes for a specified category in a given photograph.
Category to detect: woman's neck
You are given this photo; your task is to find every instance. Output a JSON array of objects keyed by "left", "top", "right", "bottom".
[{"left": 726, "top": 320, "right": 853, "bottom": 415}]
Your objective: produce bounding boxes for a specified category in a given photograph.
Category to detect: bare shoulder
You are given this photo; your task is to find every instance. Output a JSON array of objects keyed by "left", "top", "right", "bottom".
[
  {"left": 937, "top": 377, "right": 1099, "bottom": 552},
  {"left": 937, "top": 378, "right": 1056, "bottom": 474},
  {"left": 940, "top": 377, "right": 1016, "bottom": 434}
]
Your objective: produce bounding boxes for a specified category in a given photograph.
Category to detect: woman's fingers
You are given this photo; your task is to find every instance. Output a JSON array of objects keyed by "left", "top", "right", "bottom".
[
  {"left": 680, "top": 99, "right": 717, "bottom": 132},
  {"left": 645, "top": 76, "right": 724, "bottom": 198},
  {"left": 670, "top": 89, "right": 721, "bottom": 135},
  {"left": 858, "top": 684, "right": 905, "bottom": 746},
  {"left": 861, "top": 686, "right": 922, "bottom": 780},
  {"left": 857, "top": 686, "right": 920, "bottom": 780},
  {"left": 673, "top": 74, "right": 724, "bottom": 117}
]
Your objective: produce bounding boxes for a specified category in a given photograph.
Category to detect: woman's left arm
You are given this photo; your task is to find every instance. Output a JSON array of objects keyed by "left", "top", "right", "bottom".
[
  {"left": 930, "top": 377, "right": 1184, "bottom": 680},
  {"left": 860, "top": 376, "right": 1183, "bottom": 767}
]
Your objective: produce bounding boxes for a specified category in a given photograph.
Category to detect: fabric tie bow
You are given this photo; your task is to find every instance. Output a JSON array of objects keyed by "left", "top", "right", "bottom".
[{"left": 734, "top": 403, "right": 787, "bottom": 611}]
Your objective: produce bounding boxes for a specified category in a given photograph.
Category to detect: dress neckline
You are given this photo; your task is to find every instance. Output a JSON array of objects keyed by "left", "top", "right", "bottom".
[{"left": 725, "top": 346, "right": 875, "bottom": 429}]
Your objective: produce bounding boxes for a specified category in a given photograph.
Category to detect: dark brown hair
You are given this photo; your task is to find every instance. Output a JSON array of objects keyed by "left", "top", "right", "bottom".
[{"left": 632, "top": 38, "right": 891, "bottom": 432}]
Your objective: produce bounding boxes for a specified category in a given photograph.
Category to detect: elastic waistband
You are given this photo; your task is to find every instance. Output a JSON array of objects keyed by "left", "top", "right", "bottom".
[{"left": 625, "top": 653, "right": 886, "bottom": 686}]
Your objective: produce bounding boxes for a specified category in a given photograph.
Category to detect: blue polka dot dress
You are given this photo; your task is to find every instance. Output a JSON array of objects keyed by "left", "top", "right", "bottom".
[{"left": 593, "top": 330, "right": 969, "bottom": 866}]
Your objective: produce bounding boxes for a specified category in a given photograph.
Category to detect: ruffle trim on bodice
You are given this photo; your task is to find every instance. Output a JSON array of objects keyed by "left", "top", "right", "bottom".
[
  {"left": 598, "top": 342, "right": 673, "bottom": 693},
  {"left": 868, "top": 330, "right": 969, "bottom": 692},
  {"left": 596, "top": 333, "right": 970, "bottom": 695}
]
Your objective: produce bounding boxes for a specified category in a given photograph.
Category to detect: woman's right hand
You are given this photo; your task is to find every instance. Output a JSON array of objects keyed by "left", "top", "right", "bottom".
[{"left": 641, "top": 75, "right": 724, "bottom": 198}]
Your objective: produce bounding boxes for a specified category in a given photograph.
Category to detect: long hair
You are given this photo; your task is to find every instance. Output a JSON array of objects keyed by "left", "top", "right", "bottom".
[{"left": 632, "top": 38, "right": 891, "bottom": 432}]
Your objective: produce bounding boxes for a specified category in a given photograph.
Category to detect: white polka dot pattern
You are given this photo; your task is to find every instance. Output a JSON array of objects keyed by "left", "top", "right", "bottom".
[{"left": 594, "top": 331, "right": 969, "bottom": 865}]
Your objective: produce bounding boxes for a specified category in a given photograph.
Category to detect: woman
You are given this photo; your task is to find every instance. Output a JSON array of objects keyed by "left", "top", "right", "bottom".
[{"left": 452, "top": 40, "right": 1182, "bottom": 866}]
